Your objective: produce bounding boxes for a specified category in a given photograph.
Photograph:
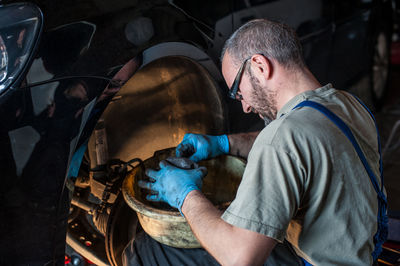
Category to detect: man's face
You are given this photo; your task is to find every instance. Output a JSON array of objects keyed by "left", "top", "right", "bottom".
[{"left": 222, "top": 52, "right": 277, "bottom": 122}]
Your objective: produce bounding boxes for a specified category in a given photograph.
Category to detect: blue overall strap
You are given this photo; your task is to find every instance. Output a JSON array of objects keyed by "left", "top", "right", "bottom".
[
  {"left": 293, "top": 100, "right": 388, "bottom": 262},
  {"left": 350, "top": 94, "right": 385, "bottom": 192}
]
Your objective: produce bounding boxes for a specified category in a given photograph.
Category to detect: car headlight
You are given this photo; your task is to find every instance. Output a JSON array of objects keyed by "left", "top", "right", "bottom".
[
  {"left": 0, "top": 35, "right": 8, "bottom": 85},
  {"left": 0, "top": 3, "right": 43, "bottom": 95}
]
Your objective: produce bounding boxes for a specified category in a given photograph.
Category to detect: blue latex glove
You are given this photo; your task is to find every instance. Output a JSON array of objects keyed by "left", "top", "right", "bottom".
[
  {"left": 175, "top": 133, "right": 229, "bottom": 162},
  {"left": 138, "top": 160, "right": 208, "bottom": 213}
]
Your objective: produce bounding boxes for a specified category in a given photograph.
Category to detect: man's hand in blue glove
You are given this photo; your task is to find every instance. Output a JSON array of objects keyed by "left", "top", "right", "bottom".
[
  {"left": 175, "top": 133, "right": 229, "bottom": 162},
  {"left": 138, "top": 160, "right": 208, "bottom": 213}
]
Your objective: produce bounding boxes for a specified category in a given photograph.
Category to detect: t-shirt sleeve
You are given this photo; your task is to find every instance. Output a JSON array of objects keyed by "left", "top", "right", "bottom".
[{"left": 221, "top": 141, "right": 305, "bottom": 242}]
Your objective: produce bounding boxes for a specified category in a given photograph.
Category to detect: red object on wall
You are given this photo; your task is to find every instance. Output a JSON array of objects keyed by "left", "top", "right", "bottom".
[{"left": 64, "top": 255, "right": 71, "bottom": 264}]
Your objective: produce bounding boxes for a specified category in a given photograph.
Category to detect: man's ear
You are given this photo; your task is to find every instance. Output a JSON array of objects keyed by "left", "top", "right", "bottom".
[{"left": 250, "top": 54, "right": 273, "bottom": 80}]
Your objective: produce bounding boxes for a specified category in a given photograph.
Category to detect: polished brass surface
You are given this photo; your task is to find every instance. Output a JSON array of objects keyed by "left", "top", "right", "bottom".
[
  {"left": 122, "top": 148, "right": 246, "bottom": 248},
  {"left": 89, "top": 56, "right": 225, "bottom": 164}
]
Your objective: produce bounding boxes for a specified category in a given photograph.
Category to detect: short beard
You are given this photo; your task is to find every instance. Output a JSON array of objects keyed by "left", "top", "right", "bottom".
[{"left": 248, "top": 69, "right": 277, "bottom": 122}]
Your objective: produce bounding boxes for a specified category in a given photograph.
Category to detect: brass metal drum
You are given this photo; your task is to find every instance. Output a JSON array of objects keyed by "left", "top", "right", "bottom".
[
  {"left": 122, "top": 148, "right": 246, "bottom": 248},
  {"left": 89, "top": 56, "right": 226, "bottom": 164}
]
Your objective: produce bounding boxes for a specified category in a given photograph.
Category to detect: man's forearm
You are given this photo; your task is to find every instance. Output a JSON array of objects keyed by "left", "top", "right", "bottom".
[
  {"left": 182, "top": 190, "right": 275, "bottom": 265},
  {"left": 228, "top": 131, "right": 260, "bottom": 159}
]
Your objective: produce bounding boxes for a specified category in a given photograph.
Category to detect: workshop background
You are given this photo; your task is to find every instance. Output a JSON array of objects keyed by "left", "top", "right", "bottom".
[{"left": 2, "top": 0, "right": 400, "bottom": 265}]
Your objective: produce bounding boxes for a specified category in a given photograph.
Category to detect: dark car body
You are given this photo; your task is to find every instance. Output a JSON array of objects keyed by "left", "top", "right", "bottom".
[{"left": 0, "top": 0, "right": 393, "bottom": 264}]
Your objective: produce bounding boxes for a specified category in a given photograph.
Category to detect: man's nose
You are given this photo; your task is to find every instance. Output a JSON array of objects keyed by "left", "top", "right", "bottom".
[{"left": 241, "top": 100, "right": 252, "bottom": 113}]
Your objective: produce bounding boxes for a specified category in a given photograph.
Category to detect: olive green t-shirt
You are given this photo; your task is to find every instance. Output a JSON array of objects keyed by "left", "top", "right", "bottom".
[{"left": 221, "top": 84, "right": 382, "bottom": 265}]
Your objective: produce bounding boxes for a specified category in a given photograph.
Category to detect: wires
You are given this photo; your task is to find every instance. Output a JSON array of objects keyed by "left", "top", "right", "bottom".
[{"left": 19, "top": 75, "right": 125, "bottom": 89}]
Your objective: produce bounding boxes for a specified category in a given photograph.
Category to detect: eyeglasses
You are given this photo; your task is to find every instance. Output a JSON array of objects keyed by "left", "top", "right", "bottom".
[{"left": 228, "top": 57, "right": 251, "bottom": 101}]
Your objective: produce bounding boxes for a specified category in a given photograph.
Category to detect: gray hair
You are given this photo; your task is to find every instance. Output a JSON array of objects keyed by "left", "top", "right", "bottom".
[{"left": 221, "top": 19, "right": 305, "bottom": 70}]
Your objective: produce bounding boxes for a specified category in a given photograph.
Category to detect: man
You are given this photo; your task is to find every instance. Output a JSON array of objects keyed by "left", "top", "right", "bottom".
[{"left": 131, "top": 19, "right": 386, "bottom": 265}]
